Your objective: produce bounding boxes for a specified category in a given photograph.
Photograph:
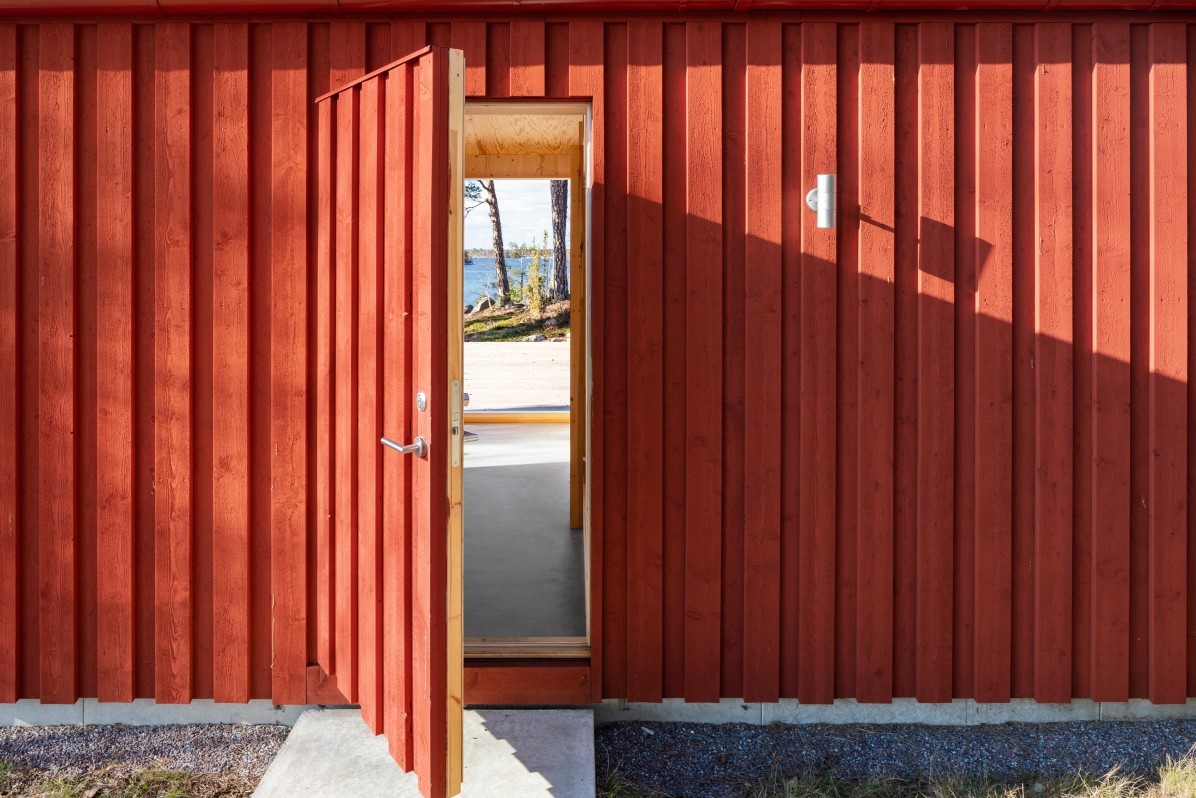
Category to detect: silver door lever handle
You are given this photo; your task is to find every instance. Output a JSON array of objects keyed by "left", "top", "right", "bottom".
[{"left": 381, "top": 436, "right": 427, "bottom": 458}]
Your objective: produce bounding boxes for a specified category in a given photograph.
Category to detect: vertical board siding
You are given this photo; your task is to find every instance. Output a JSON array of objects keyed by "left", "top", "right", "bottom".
[
  {"left": 0, "top": 22, "right": 19, "bottom": 705},
  {"left": 1, "top": 15, "right": 1196, "bottom": 707},
  {"left": 972, "top": 22, "right": 1015, "bottom": 705},
  {"left": 855, "top": 20, "right": 896, "bottom": 705},
  {"left": 624, "top": 20, "right": 664, "bottom": 704},
  {"left": 1033, "top": 22, "right": 1075, "bottom": 703}
]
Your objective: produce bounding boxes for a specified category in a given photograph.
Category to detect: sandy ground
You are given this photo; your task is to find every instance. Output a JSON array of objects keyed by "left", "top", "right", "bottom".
[{"left": 464, "top": 341, "right": 570, "bottom": 411}]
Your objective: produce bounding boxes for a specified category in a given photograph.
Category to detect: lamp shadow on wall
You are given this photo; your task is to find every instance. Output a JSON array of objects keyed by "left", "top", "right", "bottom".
[{"left": 591, "top": 184, "right": 1194, "bottom": 708}]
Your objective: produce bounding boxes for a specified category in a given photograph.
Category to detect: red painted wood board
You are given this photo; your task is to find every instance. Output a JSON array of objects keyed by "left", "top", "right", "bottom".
[
  {"left": 798, "top": 22, "right": 837, "bottom": 705},
  {"left": 682, "top": 18, "right": 723, "bottom": 705},
  {"left": 1033, "top": 22, "right": 1074, "bottom": 703},
  {"left": 972, "top": 21, "right": 1014, "bottom": 705},
  {"left": 625, "top": 19, "right": 664, "bottom": 704},
  {"left": 855, "top": 20, "right": 896, "bottom": 705},
  {"left": 0, "top": 17, "right": 1194, "bottom": 712},
  {"left": 742, "top": 17, "right": 782, "bottom": 704},
  {"left": 0, "top": 22, "right": 17, "bottom": 706},
  {"left": 1090, "top": 21, "right": 1132, "bottom": 703}
]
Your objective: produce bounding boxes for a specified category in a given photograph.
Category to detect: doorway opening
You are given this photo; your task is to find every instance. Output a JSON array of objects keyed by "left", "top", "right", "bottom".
[{"left": 460, "top": 102, "right": 591, "bottom": 660}]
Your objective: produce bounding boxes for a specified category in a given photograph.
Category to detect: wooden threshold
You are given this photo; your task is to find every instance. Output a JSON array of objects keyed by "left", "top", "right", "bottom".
[
  {"left": 465, "top": 637, "right": 589, "bottom": 659},
  {"left": 464, "top": 659, "right": 592, "bottom": 706},
  {"left": 463, "top": 410, "right": 568, "bottom": 424}
]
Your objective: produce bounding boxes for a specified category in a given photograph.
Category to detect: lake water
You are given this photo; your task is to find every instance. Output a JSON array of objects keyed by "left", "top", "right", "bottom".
[{"left": 466, "top": 256, "right": 566, "bottom": 306}]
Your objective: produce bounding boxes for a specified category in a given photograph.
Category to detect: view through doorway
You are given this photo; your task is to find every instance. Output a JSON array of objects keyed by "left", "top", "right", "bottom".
[{"left": 461, "top": 103, "right": 590, "bottom": 659}]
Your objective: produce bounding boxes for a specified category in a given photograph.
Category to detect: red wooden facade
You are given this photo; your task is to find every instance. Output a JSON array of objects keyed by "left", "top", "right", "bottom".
[{"left": 1, "top": 11, "right": 1195, "bottom": 709}]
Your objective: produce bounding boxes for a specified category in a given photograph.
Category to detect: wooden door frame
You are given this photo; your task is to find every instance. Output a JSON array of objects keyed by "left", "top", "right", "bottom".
[{"left": 459, "top": 100, "right": 593, "bottom": 664}]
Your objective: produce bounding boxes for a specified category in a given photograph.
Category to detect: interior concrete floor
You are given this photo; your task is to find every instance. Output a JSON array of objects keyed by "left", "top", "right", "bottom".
[{"left": 463, "top": 423, "right": 586, "bottom": 639}]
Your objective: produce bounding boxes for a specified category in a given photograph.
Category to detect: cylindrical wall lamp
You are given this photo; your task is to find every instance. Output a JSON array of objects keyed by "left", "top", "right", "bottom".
[{"left": 805, "top": 174, "right": 836, "bottom": 229}]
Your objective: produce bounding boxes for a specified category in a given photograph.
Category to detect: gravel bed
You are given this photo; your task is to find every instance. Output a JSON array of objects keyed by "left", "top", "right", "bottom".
[
  {"left": 0, "top": 723, "right": 290, "bottom": 780},
  {"left": 596, "top": 720, "right": 1196, "bottom": 798}
]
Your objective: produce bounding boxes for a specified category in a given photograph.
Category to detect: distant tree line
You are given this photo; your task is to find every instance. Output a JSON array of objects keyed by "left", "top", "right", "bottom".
[{"left": 465, "top": 179, "right": 569, "bottom": 308}]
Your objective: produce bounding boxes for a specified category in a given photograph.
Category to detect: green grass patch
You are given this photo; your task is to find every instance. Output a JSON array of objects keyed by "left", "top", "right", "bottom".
[{"left": 464, "top": 301, "right": 570, "bottom": 343}]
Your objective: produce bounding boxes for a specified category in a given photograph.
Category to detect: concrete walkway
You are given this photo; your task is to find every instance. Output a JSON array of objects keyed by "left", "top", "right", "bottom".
[
  {"left": 464, "top": 341, "right": 569, "bottom": 411},
  {"left": 253, "top": 708, "right": 594, "bottom": 798}
]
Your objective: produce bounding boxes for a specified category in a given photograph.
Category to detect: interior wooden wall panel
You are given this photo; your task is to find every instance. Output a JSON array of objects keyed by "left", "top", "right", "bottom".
[{"left": 0, "top": 15, "right": 1194, "bottom": 707}]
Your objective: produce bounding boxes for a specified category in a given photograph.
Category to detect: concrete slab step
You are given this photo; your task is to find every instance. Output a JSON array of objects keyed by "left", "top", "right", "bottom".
[{"left": 253, "top": 707, "right": 594, "bottom": 798}]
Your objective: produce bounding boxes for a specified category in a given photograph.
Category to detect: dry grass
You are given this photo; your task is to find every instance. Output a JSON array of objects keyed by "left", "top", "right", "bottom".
[
  {"left": 0, "top": 762, "right": 258, "bottom": 798},
  {"left": 602, "top": 755, "right": 1196, "bottom": 798},
  {"left": 464, "top": 300, "right": 571, "bottom": 342}
]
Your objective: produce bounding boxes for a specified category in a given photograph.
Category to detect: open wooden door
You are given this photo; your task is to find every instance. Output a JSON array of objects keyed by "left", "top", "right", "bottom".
[{"left": 315, "top": 46, "right": 465, "bottom": 798}]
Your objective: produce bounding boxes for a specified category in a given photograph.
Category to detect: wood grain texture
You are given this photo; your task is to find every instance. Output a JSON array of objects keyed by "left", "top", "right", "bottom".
[
  {"left": 210, "top": 21, "right": 250, "bottom": 705},
  {"left": 1146, "top": 22, "right": 1188, "bottom": 706},
  {"left": 799, "top": 22, "right": 837, "bottom": 705},
  {"left": 567, "top": 18, "right": 605, "bottom": 704},
  {"left": 1071, "top": 22, "right": 1095, "bottom": 699},
  {"left": 153, "top": 22, "right": 193, "bottom": 705},
  {"left": 333, "top": 85, "right": 359, "bottom": 704},
  {"left": 463, "top": 662, "right": 591, "bottom": 705},
  {"left": 1010, "top": 22, "right": 1036, "bottom": 699},
  {"left": 1090, "top": 21, "right": 1132, "bottom": 703},
  {"left": 1033, "top": 22, "right": 1074, "bottom": 703},
  {"left": 450, "top": 20, "right": 485, "bottom": 96},
  {"left": 892, "top": 22, "right": 920, "bottom": 699},
  {"left": 742, "top": 18, "right": 782, "bottom": 704},
  {"left": 661, "top": 22, "right": 685, "bottom": 700},
  {"left": 683, "top": 19, "right": 722, "bottom": 704},
  {"left": 315, "top": 98, "right": 336, "bottom": 681},
  {"left": 409, "top": 49, "right": 452, "bottom": 798},
  {"left": 381, "top": 59, "right": 414, "bottom": 770},
  {"left": 75, "top": 23, "right": 97, "bottom": 702},
  {"left": 510, "top": 20, "right": 545, "bottom": 97},
  {"left": 836, "top": 21, "right": 860, "bottom": 702},
  {"left": 269, "top": 20, "right": 309, "bottom": 707},
  {"left": 37, "top": 23, "right": 77, "bottom": 706},
  {"left": 779, "top": 21, "right": 801, "bottom": 699},
  {"left": 719, "top": 22, "right": 745, "bottom": 701},
  {"left": 94, "top": 20, "right": 135, "bottom": 705},
  {"left": 602, "top": 22, "right": 629, "bottom": 701},
  {"left": 1, "top": 16, "right": 1195, "bottom": 715},
  {"left": 0, "top": 22, "right": 17, "bottom": 705},
  {"left": 972, "top": 22, "right": 1014, "bottom": 705},
  {"left": 356, "top": 75, "right": 382, "bottom": 730},
  {"left": 855, "top": 20, "right": 896, "bottom": 705},
  {"left": 915, "top": 22, "right": 954, "bottom": 704},
  {"left": 951, "top": 23, "right": 976, "bottom": 700},
  {"left": 624, "top": 20, "right": 664, "bottom": 704}
]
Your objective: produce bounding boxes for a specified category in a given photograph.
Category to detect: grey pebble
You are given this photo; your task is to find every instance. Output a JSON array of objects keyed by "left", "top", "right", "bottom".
[
  {"left": 596, "top": 720, "right": 1196, "bottom": 798},
  {"left": 0, "top": 723, "right": 290, "bottom": 780}
]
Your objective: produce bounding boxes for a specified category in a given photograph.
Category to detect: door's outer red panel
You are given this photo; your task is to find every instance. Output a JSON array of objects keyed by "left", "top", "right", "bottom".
[{"left": 316, "top": 45, "right": 455, "bottom": 798}]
